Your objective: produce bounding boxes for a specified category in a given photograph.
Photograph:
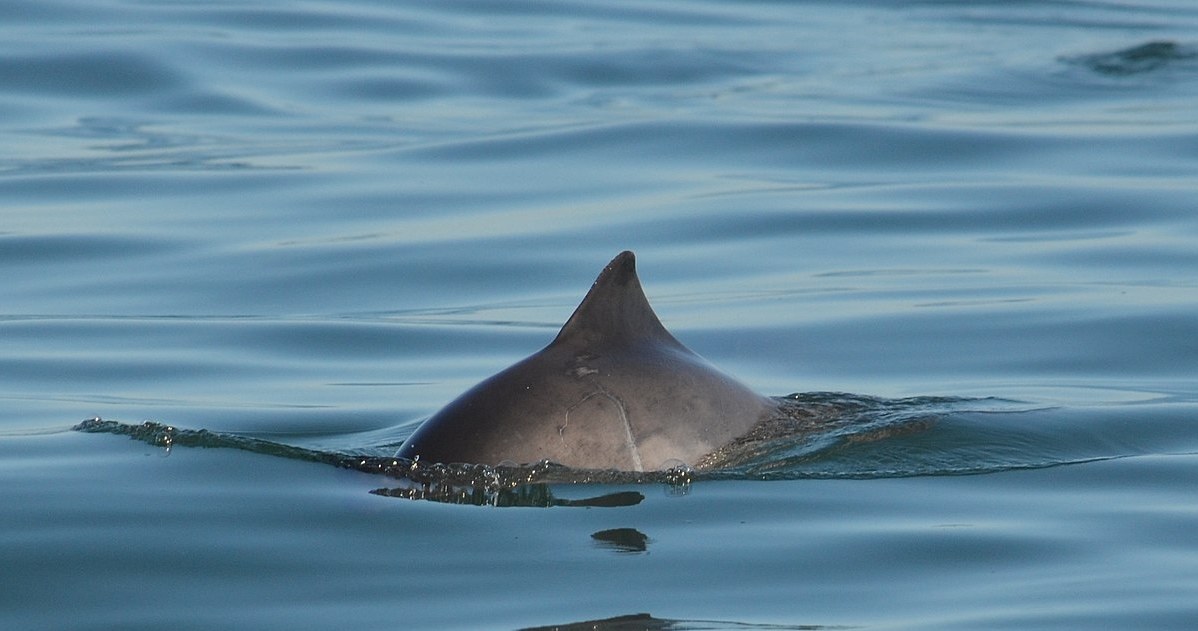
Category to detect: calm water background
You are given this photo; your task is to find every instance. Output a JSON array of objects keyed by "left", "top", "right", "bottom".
[{"left": 3, "top": 0, "right": 1198, "bottom": 629}]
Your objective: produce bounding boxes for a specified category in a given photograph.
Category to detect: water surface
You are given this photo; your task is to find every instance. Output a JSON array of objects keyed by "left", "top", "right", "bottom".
[{"left": 3, "top": 1, "right": 1198, "bottom": 629}]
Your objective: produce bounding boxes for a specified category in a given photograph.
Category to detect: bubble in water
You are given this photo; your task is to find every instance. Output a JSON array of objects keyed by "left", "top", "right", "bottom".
[{"left": 661, "top": 459, "right": 694, "bottom": 495}]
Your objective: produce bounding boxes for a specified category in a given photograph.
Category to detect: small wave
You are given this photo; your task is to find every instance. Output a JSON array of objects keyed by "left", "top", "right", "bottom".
[{"left": 698, "top": 393, "right": 1019, "bottom": 477}]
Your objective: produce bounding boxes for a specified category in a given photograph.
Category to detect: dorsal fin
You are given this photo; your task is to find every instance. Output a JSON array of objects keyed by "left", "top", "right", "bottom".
[{"left": 553, "top": 251, "right": 687, "bottom": 350}]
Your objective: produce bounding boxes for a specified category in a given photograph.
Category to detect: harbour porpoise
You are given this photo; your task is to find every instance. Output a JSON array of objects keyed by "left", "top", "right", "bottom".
[{"left": 396, "top": 251, "right": 779, "bottom": 471}]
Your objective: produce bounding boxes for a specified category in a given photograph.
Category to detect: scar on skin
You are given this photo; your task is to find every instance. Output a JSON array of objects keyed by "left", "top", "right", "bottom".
[{"left": 562, "top": 390, "right": 643, "bottom": 472}]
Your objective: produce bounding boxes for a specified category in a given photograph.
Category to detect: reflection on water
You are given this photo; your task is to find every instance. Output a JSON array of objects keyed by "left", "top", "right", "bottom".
[
  {"left": 371, "top": 484, "right": 646, "bottom": 509},
  {"left": 591, "top": 528, "right": 650, "bottom": 554},
  {"left": 519, "top": 612, "right": 840, "bottom": 631}
]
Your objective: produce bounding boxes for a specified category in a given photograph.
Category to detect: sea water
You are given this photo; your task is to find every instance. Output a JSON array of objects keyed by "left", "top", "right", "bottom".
[{"left": 3, "top": 1, "right": 1198, "bottom": 629}]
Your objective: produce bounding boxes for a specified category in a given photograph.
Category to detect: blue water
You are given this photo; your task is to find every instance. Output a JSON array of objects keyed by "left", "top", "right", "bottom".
[{"left": 4, "top": 0, "right": 1198, "bottom": 628}]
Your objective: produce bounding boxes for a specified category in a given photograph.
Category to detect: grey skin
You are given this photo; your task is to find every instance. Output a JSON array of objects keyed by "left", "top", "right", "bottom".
[{"left": 396, "top": 251, "right": 779, "bottom": 471}]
